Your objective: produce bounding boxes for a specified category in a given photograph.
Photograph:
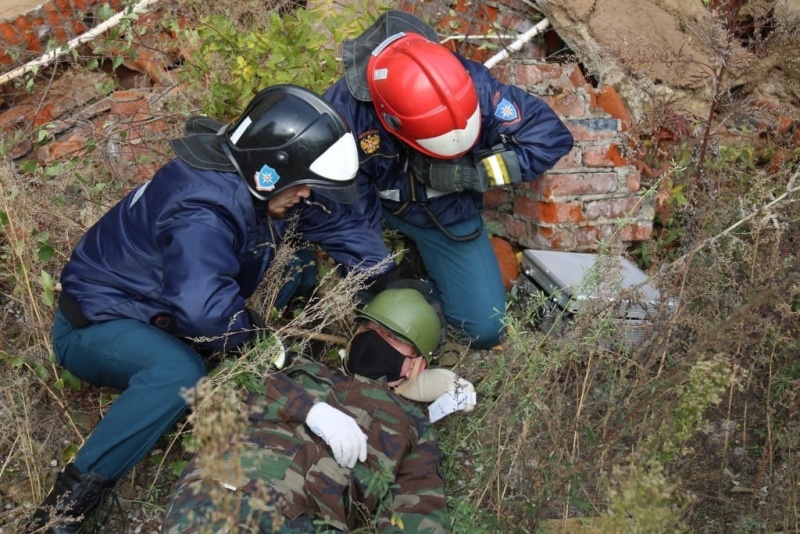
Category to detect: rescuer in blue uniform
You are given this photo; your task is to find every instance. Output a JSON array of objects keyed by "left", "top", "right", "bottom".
[
  {"left": 323, "top": 11, "right": 575, "bottom": 349},
  {"left": 25, "top": 85, "right": 371, "bottom": 533}
]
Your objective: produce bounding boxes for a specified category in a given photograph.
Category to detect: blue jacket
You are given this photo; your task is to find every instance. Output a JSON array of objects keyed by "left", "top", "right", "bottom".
[
  {"left": 322, "top": 54, "right": 575, "bottom": 272},
  {"left": 59, "top": 158, "right": 377, "bottom": 352}
]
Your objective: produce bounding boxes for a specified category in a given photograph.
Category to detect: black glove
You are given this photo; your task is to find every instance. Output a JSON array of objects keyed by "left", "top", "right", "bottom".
[
  {"left": 245, "top": 307, "right": 267, "bottom": 330},
  {"left": 356, "top": 268, "right": 400, "bottom": 306},
  {"left": 409, "top": 151, "right": 484, "bottom": 192},
  {"left": 409, "top": 148, "right": 523, "bottom": 192}
]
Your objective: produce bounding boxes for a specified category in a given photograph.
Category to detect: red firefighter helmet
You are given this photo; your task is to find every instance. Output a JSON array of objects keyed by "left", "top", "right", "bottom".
[{"left": 367, "top": 33, "right": 480, "bottom": 159}]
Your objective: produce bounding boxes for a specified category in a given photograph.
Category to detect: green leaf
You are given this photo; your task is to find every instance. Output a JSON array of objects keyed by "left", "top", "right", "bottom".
[
  {"left": 38, "top": 245, "right": 55, "bottom": 263},
  {"left": 169, "top": 460, "right": 189, "bottom": 478},
  {"left": 62, "top": 444, "right": 79, "bottom": 462}
]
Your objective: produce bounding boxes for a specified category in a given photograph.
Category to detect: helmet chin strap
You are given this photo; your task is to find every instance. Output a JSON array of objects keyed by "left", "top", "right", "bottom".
[{"left": 220, "top": 141, "right": 271, "bottom": 202}]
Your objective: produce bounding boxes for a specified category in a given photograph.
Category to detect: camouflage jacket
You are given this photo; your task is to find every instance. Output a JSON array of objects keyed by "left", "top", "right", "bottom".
[{"left": 171, "top": 358, "right": 450, "bottom": 533}]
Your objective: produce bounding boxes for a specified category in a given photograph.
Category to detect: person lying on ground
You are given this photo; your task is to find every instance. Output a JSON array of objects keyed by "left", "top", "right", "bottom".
[{"left": 160, "top": 287, "right": 470, "bottom": 533}]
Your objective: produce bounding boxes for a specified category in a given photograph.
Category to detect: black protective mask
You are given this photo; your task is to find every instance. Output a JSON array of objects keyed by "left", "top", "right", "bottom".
[{"left": 345, "top": 330, "right": 406, "bottom": 382}]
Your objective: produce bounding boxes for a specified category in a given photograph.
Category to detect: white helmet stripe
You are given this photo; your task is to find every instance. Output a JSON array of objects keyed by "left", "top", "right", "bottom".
[
  {"left": 309, "top": 132, "right": 360, "bottom": 182},
  {"left": 415, "top": 107, "right": 481, "bottom": 158}
]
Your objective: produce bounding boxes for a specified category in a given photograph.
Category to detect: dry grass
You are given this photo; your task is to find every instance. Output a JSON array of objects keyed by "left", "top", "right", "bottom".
[{"left": 2, "top": 1, "right": 800, "bottom": 533}]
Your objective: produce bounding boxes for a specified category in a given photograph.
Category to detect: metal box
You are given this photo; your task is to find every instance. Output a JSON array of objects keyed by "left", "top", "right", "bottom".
[{"left": 517, "top": 249, "right": 673, "bottom": 344}]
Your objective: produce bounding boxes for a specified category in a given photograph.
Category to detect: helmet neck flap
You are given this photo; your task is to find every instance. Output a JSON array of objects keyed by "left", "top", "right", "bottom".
[{"left": 170, "top": 85, "right": 359, "bottom": 205}]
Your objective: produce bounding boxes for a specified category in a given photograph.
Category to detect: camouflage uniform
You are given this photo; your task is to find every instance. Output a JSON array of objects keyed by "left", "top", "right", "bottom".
[{"left": 161, "top": 357, "right": 450, "bottom": 533}]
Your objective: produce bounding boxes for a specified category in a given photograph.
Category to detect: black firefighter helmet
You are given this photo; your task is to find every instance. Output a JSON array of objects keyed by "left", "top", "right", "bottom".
[{"left": 171, "top": 84, "right": 360, "bottom": 204}]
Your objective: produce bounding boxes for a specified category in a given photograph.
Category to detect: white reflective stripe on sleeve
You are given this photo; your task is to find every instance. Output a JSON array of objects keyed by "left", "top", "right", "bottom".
[
  {"left": 379, "top": 188, "right": 450, "bottom": 201},
  {"left": 425, "top": 187, "right": 450, "bottom": 198},
  {"left": 484, "top": 154, "right": 509, "bottom": 185},
  {"left": 378, "top": 189, "right": 401, "bottom": 201}
]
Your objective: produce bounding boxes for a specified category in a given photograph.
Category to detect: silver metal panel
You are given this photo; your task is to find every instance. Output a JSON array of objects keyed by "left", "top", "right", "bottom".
[{"left": 519, "top": 249, "right": 672, "bottom": 320}]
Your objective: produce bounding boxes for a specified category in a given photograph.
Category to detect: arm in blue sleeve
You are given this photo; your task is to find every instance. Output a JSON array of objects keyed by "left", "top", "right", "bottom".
[
  {"left": 466, "top": 58, "right": 574, "bottom": 180},
  {"left": 156, "top": 205, "right": 252, "bottom": 352},
  {"left": 298, "top": 191, "right": 395, "bottom": 277}
]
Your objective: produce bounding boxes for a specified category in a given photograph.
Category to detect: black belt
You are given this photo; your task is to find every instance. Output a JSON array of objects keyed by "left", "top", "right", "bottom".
[{"left": 58, "top": 290, "right": 92, "bottom": 328}]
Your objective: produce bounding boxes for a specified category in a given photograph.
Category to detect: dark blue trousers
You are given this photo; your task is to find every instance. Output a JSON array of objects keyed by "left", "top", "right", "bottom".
[
  {"left": 383, "top": 212, "right": 506, "bottom": 349},
  {"left": 51, "top": 250, "right": 316, "bottom": 480}
]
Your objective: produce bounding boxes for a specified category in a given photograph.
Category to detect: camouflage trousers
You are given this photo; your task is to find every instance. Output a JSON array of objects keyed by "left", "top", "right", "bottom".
[{"left": 160, "top": 478, "right": 333, "bottom": 533}]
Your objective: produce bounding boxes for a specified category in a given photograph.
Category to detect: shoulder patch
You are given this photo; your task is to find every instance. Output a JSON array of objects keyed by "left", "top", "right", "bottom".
[{"left": 494, "top": 98, "right": 520, "bottom": 122}]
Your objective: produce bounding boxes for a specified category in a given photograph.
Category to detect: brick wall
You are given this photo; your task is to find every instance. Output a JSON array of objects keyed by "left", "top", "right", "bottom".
[
  {"left": 400, "top": 0, "right": 653, "bottom": 251},
  {"left": 2, "top": 0, "right": 654, "bottom": 252},
  {"left": 484, "top": 61, "right": 652, "bottom": 251},
  {"left": 0, "top": 0, "right": 123, "bottom": 71}
]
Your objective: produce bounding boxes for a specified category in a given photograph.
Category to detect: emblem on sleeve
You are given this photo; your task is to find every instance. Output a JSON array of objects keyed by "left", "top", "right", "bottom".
[
  {"left": 255, "top": 164, "right": 280, "bottom": 192},
  {"left": 494, "top": 98, "right": 520, "bottom": 122}
]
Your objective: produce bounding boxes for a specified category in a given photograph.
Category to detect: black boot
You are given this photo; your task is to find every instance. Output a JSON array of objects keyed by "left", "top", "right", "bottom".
[{"left": 24, "top": 463, "right": 114, "bottom": 533}]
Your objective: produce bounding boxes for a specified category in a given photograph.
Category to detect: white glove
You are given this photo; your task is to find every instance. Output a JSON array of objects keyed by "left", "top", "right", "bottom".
[
  {"left": 396, "top": 369, "right": 476, "bottom": 412},
  {"left": 305, "top": 402, "right": 368, "bottom": 468}
]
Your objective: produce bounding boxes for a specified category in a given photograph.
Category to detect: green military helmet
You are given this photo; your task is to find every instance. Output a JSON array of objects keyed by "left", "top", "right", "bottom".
[{"left": 356, "top": 288, "right": 442, "bottom": 357}]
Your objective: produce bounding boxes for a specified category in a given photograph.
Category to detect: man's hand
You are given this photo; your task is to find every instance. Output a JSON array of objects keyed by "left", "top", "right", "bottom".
[
  {"left": 305, "top": 402, "right": 368, "bottom": 468},
  {"left": 410, "top": 149, "right": 522, "bottom": 193},
  {"left": 410, "top": 152, "right": 484, "bottom": 192}
]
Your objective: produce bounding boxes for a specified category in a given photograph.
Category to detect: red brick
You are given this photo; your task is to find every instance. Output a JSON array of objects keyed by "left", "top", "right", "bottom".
[
  {"left": 0, "top": 49, "right": 12, "bottom": 67},
  {"left": 499, "top": 212, "right": 528, "bottom": 240},
  {"left": 12, "top": 16, "right": 42, "bottom": 52},
  {"left": 21, "top": 31, "right": 43, "bottom": 53},
  {"left": 483, "top": 210, "right": 499, "bottom": 225},
  {"left": 27, "top": 14, "right": 46, "bottom": 36},
  {"left": 109, "top": 90, "right": 150, "bottom": 116},
  {"left": 498, "top": 12, "right": 530, "bottom": 33},
  {"left": 40, "top": 130, "right": 90, "bottom": 162},
  {"left": 627, "top": 171, "right": 641, "bottom": 192},
  {"left": 42, "top": 4, "right": 64, "bottom": 32},
  {"left": 490, "top": 64, "right": 513, "bottom": 84},
  {"left": 595, "top": 86, "right": 632, "bottom": 130},
  {"left": 32, "top": 106, "right": 54, "bottom": 127},
  {"left": 515, "top": 197, "right": 584, "bottom": 224},
  {"left": 619, "top": 220, "right": 654, "bottom": 242},
  {"left": 553, "top": 147, "right": 582, "bottom": 170},
  {"left": 529, "top": 225, "right": 568, "bottom": 250},
  {"left": 0, "top": 104, "right": 35, "bottom": 132},
  {"left": 583, "top": 144, "right": 627, "bottom": 167},
  {"left": 583, "top": 197, "right": 644, "bottom": 221},
  {"left": 530, "top": 172, "right": 619, "bottom": 199},
  {"left": 546, "top": 92, "right": 586, "bottom": 118},
  {"left": 566, "top": 118, "right": 621, "bottom": 141},
  {"left": 569, "top": 65, "right": 588, "bottom": 88},
  {"left": 513, "top": 63, "right": 564, "bottom": 85},
  {"left": 483, "top": 187, "right": 512, "bottom": 209},
  {"left": 70, "top": 19, "right": 89, "bottom": 36},
  {"left": 0, "top": 21, "right": 19, "bottom": 46},
  {"left": 52, "top": 24, "right": 70, "bottom": 44}
]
